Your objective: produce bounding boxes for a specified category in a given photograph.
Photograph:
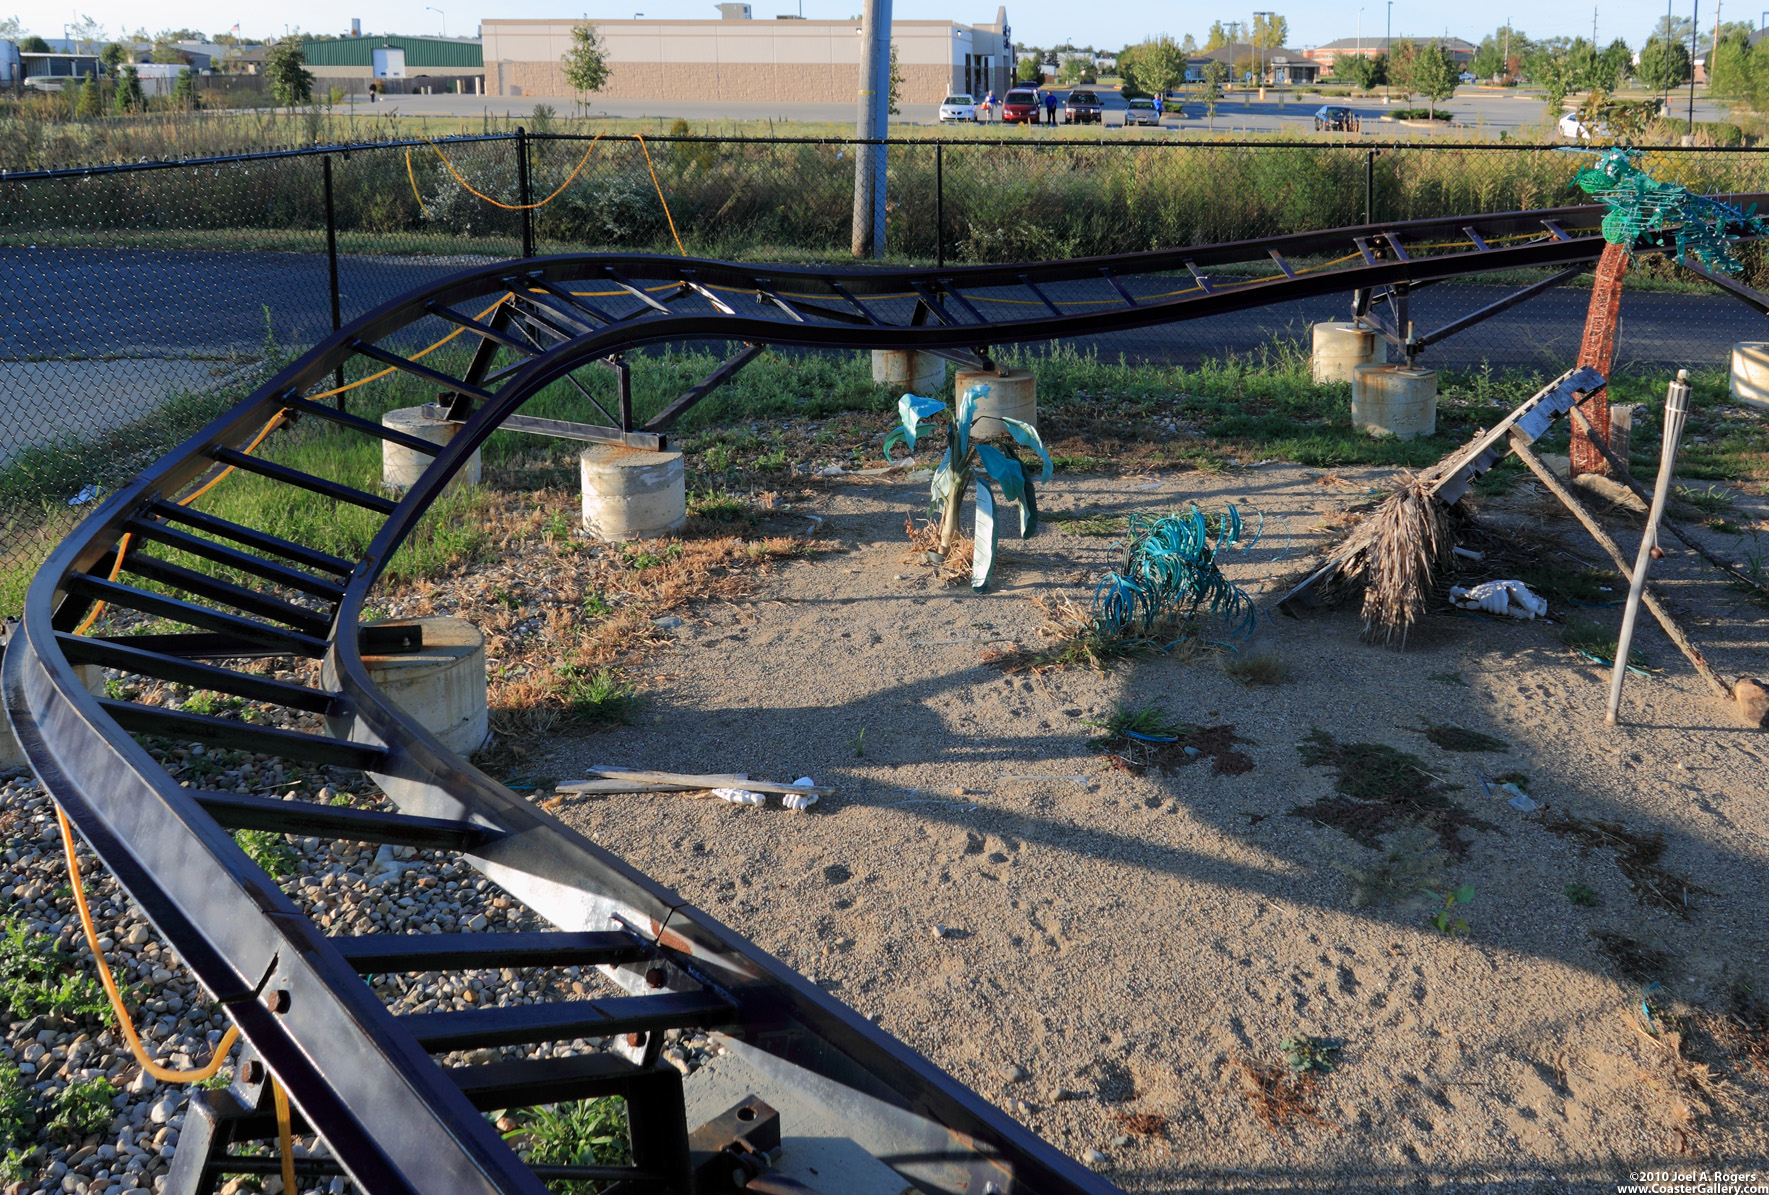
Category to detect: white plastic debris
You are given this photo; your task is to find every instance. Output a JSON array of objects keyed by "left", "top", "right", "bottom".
[
  {"left": 1499, "top": 782, "right": 1538, "bottom": 812},
  {"left": 68, "top": 484, "right": 101, "bottom": 506},
  {"left": 1449, "top": 579, "right": 1548, "bottom": 620},
  {"left": 711, "top": 787, "right": 765, "bottom": 806},
  {"left": 781, "top": 776, "right": 820, "bottom": 812}
]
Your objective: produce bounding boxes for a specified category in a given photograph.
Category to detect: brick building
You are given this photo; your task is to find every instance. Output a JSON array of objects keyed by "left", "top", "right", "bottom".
[
  {"left": 1303, "top": 35, "right": 1476, "bottom": 74},
  {"left": 480, "top": 6, "right": 1013, "bottom": 103}
]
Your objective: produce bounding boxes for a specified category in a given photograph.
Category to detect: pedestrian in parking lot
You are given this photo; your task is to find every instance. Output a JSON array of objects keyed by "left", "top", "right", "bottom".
[
  {"left": 1044, "top": 89, "right": 1058, "bottom": 125},
  {"left": 982, "top": 89, "right": 995, "bottom": 122},
  {"left": 1153, "top": 91, "right": 1163, "bottom": 121}
]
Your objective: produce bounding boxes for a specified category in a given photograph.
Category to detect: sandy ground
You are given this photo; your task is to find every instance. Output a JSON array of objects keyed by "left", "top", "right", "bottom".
[{"left": 525, "top": 463, "right": 1769, "bottom": 1191}]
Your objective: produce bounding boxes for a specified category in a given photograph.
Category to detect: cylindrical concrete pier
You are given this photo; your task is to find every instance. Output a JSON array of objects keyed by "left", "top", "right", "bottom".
[
  {"left": 1351, "top": 365, "right": 1437, "bottom": 440},
  {"left": 339, "top": 617, "right": 489, "bottom": 757},
  {"left": 1310, "top": 322, "right": 1386, "bottom": 384},
  {"left": 872, "top": 350, "right": 947, "bottom": 396},
  {"left": 382, "top": 406, "right": 481, "bottom": 492},
  {"left": 1730, "top": 342, "right": 1769, "bottom": 410},
  {"left": 954, "top": 368, "right": 1037, "bottom": 440},
  {"left": 580, "top": 446, "right": 686, "bottom": 541}
]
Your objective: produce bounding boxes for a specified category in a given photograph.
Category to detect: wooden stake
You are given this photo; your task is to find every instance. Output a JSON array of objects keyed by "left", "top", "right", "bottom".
[{"left": 1506, "top": 433, "right": 1730, "bottom": 702}]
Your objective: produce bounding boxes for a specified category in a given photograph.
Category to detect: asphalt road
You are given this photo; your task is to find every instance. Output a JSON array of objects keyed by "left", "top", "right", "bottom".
[{"left": 3, "top": 246, "right": 1760, "bottom": 467}]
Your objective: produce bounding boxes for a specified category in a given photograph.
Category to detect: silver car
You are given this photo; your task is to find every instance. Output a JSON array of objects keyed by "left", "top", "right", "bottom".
[{"left": 1122, "top": 97, "right": 1161, "bottom": 127}]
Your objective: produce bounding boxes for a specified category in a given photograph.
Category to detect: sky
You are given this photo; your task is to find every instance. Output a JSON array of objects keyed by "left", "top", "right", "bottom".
[{"left": 6, "top": 0, "right": 1731, "bottom": 54}]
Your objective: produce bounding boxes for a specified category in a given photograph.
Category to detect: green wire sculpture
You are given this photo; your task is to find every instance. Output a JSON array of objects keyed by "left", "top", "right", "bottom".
[{"left": 1567, "top": 146, "right": 1766, "bottom": 274}]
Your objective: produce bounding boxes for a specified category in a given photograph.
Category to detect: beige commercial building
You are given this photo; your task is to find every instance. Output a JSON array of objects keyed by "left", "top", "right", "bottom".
[{"left": 481, "top": 6, "right": 1013, "bottom": 104}]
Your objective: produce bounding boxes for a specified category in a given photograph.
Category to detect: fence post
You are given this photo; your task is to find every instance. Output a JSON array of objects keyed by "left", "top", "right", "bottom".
[
  {"left": 516, "top": 127, "right": 534, "bottom": 258},
  {"left": 1364, "top": 149, "right": 1375, "bottom": 226},
  {"left": 935, "top": 142, "right": 945, "bottom": 269},
  {"left": 323, "top": 155, "right": 344, "bottom": 407}
]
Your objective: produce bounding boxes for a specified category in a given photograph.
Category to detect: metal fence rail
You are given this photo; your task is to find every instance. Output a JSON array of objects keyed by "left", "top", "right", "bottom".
[{"left": 3, "top": 132, "right": 1767, "bottom": 610}]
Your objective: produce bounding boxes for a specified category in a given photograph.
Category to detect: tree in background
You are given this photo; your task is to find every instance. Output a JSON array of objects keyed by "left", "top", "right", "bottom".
[
  {"left": 1410, "top": 40, "right": 1459, "bottom": 116},
  {"left": 0, "top": 16, "right": 21, "bottom": 39},
  {"left": 1251, "top": 13, "right": 1289, "bottom": 49},
  {"left": 1016, "top": 55, "right": 1041, "bottom": 83},
  {"left": 18, "top": 34, "right": 50, "bottom": 53},
  {"left": 888, "top": 42, "right": 903, "bottom": 113},
  {"left": 66, "top": 14, "right": 105, "bottom": 54},
  {"left": 161, "top": 28, "right": 206, "bottom": 41},
  {"left": 1060, "top": 56, "right": 1094, "bottom": 85},
  {"left": 74, "top": 72, "right": 100, "bottom": 117},
  {"left": 1636, "top": 35, "right": 1692, "bottom": 100},
  {"left": 1133, "top": 36, "right": 1189, "bottom": 96},
  {"left": 1468, "top": 27, "right": 1523, "bottom": 79},
  {"left": 1597, "top": 39, "right": 1633, "bottom": 90},
  {"left": 171, "top": 67, "right": 201, "bottom": 109},
  {"left": 1179, "top": 33, "right": 1198, "bottom": 54},
  {"left": 1336, "top": 51, "right": 1387, "bottom": 89},
  {"left": 1204, "top": 21, "right": 1231, "bottom": 51},
  {"left": 1525, "top": 42, "right": 1577, "bottom": 113},
  {"left": 1387, "top": 38, "right": 1419, "bottom": 99},
  {"left": 265, "top": 36, "right": 314, "bottom": 107},
  {"left": 562, "top": 23, "right": 609, "bottom": 96},
  {"left": 112, "top": 63, "right": 142, "bottom": 112},
  {"left": 1708, "top": 27, "right": 1754, "bottom": 98},
  {"left": 99, "top": 42, "right": 128, "bottom": 72},
  {"left": 150, "top": 31, "right": 184, "bottom": 64},
  {"left": 1200, "top": 59, "right": 1228, "bottom": 128}
]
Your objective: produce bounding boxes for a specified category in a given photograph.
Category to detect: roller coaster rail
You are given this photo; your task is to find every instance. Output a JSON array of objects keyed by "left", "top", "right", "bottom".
[{"left": 7, "top": 194, "right": 1769, "bottom": 1195}]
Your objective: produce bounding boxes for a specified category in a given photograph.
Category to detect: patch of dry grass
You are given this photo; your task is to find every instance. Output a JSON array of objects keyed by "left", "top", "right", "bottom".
[{"left": 1221, "top": 651, "right": 1289, "bottom": 685}]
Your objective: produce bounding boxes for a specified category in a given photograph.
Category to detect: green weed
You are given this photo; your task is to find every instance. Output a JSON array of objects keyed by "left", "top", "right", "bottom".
[
  {"left": 1562, "top": 617, "right": 1649, "bottom": 670},
  {"left": 621, "top": 543, "right": 685, "bottom": 570},
  {"left": 1565, "top": 882, "right": 1601, "bottom": 907},
  {"left": 687, "top": 491, "right": 753, "bottom": 523},
  {"left": 1514, "top": 563, "right": 1622, "bottom": 605},
  {"left": 559, "top": 666, "right": 636, "bottom": 726},
  {"left": 1429, "top": 885, "right": 1476, "bottom": 936},
  {"left": 47, "top": 1078, "right": 114, "bottom": 1142},
  {"left": 1048, "top": 511, "right": 1124, "bottom": 536},
  {"left": 1086, "top": 702, "right": 1185, "bottom": 743},
  {"left": 1675, "top": 483, "right": 1736, "bottom": 515},
  {"left": 180, "top": 690, "right": 245, "bottom": 718},
  {"left": 851, "top": 727, "right": 867, "bottom": 758},
  {"left": 1293, "top": 730, "right": 1492, "bottom": 856},
  {"left": 1428, "top": 671, "right": 1468, "bottom": 686},
  {"left": 1221, "top": 652, "right": 1288, "bottom": 685},
  {"left": 1279, "top": 1035, "right": 1342, "bottom": 1073},
  {"left": 0, "top": 920, "right": 107, "bottom": 1023},
  {"left": 233, "top": 829, "right": 300, "bottom": 878},
  {"left": 1416, "top": 723, "right": 1508, "bottom": 753},
  {"left": 505, "top": 1097, "right": 630, "bottom": 1194},
  {"left": 580, "top": 592, "right": 613, "bottom": 620},
  {"left": 1330, "top": 825, "right": 1449, "bottom": 907},
  {"left": 0, "top": 1061, "right": 31, "bottom": 1182}
]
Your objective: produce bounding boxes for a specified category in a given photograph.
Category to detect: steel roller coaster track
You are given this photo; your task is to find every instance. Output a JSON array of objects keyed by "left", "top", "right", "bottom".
[{"left": 5, "top": 195, "right": 1763, "bottom": 1195}]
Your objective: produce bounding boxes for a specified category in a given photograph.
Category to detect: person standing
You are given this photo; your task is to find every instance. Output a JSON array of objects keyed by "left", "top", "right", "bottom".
[
  {"left": 982, "top": 88, "right": 995, "bottom": 122},
  {"left": 1153, "top": 90, "right": 1163, "bottom": 122},
  {"left": 1044, "top": 88, "right": 1058, "bottom": 125}
]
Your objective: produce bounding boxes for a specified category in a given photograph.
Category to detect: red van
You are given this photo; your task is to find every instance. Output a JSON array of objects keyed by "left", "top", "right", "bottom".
[{"left": 1001, "top": 89, "right": 1040, "bottom": 123}]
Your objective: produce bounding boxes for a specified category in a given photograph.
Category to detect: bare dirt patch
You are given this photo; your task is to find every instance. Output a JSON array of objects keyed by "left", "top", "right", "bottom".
[{"left": 507, "top": 461, "right": 1769, "bottom": 1189}]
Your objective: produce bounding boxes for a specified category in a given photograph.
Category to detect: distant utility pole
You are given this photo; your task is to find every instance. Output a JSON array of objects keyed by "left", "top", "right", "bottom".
[
  {"left": 1385, "top": 0, "right": 1392, "bottom": 100},
  {"left": 1689, "top": 0, "right": 1700, "bottom": 129},
  {"left": 851, "top": 0, "right": 893, "bottom": 257}
]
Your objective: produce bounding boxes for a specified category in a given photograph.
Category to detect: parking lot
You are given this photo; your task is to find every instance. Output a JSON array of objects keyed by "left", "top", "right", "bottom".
[{"left": 362, "top": 86, "right": 1729, "bottom": 139}]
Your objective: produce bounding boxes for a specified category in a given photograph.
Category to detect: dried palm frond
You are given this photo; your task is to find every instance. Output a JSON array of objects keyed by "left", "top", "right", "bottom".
[{"left": 1308, "top": 473, "right": 1451, "bottom": 649}]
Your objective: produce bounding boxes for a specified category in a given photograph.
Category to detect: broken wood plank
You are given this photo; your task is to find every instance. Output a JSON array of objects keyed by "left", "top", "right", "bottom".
[{"left": 565, "top": 767, "right": 836, "bottom": 796}]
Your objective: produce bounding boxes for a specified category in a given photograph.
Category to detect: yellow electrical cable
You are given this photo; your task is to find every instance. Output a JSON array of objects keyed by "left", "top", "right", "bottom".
[
  {"left": 304, "top": 292, "right": 512, "bottom": 402},
  {"left": 56, "top": 806, "right": 242, "bottom": 1082},
  {"left": 273, "top": 1078, "right": 298, "bottom": 1195},
  {"left": 634, "top": 135, "right": 686, "bottom": 256},
  {"left": 417, "top": 135, "right": 603, "bottom": 211},
  {"left": 405, "top": 149, "right": 429, "bottom": 217}
]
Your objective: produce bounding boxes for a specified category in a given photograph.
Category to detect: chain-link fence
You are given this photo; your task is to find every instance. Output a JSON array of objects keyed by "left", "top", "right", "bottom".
[{"left": 4, "top": 132, "right": 1767, "bottom": 608}]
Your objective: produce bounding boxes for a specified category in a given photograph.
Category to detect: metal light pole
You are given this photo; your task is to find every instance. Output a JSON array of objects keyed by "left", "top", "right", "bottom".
[
  {"left": 1253, "top": 10, "right": 1273, "bottom": 89},
  {"left": 426, "top": 7, "right": 446, "bottom": 37},
  {"left": 851, "top": 0, "right": 893, "bottom": 257},
  {"left": 1385, "top": 0, "right": 1393, "bottom": 101},
  {"left": 1688, "top": 0, "right": 1700, "bottom": 129}
]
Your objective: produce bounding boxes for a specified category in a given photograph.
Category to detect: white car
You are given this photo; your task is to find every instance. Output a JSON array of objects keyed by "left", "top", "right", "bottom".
[
  {"left": 939, "top": 94, "right": 978, "bottom": 122},
  {"left": 1557, "top": 111, "right": 1601, "bottom": 140}
]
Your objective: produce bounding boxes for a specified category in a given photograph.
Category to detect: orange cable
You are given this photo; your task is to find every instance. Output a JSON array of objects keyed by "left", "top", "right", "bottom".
[
  {"left": 418, "top": 135, "right": 602, "bottom": 211},
  {"left": 57, "top": 807, "right": 242, "bottom": 1083},
  {"left": 273, "top": 1079, "right": 298, "bottom": 1195},
  {"left": 634, "top": 135, "right": 687, "bottom": 256}
]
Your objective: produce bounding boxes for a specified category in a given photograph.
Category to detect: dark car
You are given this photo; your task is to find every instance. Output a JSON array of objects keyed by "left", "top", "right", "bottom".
[
  {"left": 1063, "top": 89, "right": 1102, "bottom": 123},
  {"left": 1314, "top": 104, "right": 1358, "bottom": 132},
  {"left": 1001, "top": 88, "right": 1040, "bottom": 123}
]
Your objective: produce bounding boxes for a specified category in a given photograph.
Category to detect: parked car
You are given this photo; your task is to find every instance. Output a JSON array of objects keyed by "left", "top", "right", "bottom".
[
  {"left": 1313, "top": 105, "right": 1357, "bottom": 131},
  {"left": 1557, "top": 111, "right": 1601, "bottom": 140},
  {"left": 1001, "top": 89, "right": 1040, "bottom": 123},
  {"left": 938, "top": 93, "right": 978, "bottom": 122},
  {"left": 1122, "top": 96, "right": 1161, "bottom": 127},
  {"left": 1063, "top": 89, "right": 1103, "bottom": 123}
]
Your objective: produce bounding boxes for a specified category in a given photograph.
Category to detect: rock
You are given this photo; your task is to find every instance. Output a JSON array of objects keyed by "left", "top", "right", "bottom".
[
  {"left": 1050, "top": 1086, "right": 1084, "bottom": 1102},
  {"left": 127, "top": 1070, "right": 157, "bottom": 1096},
  {"left": 1011, "top": 1099, "right": 1034, "bottom": 1117},
  {"left": 652, "top": 616, "right": 683, "bottom": 630},
  {"left": 1735, "top": 677, "right": 1769, "bottom": 727},
  {"left": 930, "top": 925, "right": 948, "bottom": 939},
  {"left": 1084, "top": 1149, "right": 1110, "bottom": 1167},
  {"left": 1112, "top": 1134, "right": 1131, "bottom": 1147},
  {"left": 1000, "top": 1063, "right": 1028, "bottom": 1083},
  {"left": 125, "top": 925, "right": 150, "bottom": 946},
  {"left": 148, "top": 1096, "right": 179, "bottom": 1125}
]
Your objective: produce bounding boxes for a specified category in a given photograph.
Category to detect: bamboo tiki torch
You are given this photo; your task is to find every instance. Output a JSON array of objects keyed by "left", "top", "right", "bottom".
[{"left": 1606, "top": 369, "right": 1692, "bottom": 726}]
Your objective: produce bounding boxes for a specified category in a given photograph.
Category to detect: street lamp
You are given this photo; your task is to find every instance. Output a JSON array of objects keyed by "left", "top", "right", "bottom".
[
  {"left": 426, "top": 7, "right": 446, "bottom": 37},
  {"left": 1385, "top": 0, "right": 1393, "bottom": 101}
]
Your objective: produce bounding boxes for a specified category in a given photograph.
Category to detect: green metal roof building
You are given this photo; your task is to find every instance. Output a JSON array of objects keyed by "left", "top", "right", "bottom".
[{"left": 299, "top": 35, "right": 483, "bottom": 73}]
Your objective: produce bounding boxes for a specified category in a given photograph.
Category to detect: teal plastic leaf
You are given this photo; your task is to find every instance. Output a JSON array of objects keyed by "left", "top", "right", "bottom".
[
  {"left": 929, "top": 447, "right": 955, "bottom": 516},
  {"left": 999, "top": 417, "right": 1053, "bottom": 483},
  {"left": 953, "top": 384, "right": 985, "bottom": 463},
  {"left": 897, "top": 392, "right": 946, "bottom": 451},
  {"left": 882, "top": 425, "right": 909, "bottom": 462},
  {"left": 975, "top": 444, "right": 1038, "bottom": 539},
  {"left": 971, "top": 474, "right": 998, "bottom": 590}
]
